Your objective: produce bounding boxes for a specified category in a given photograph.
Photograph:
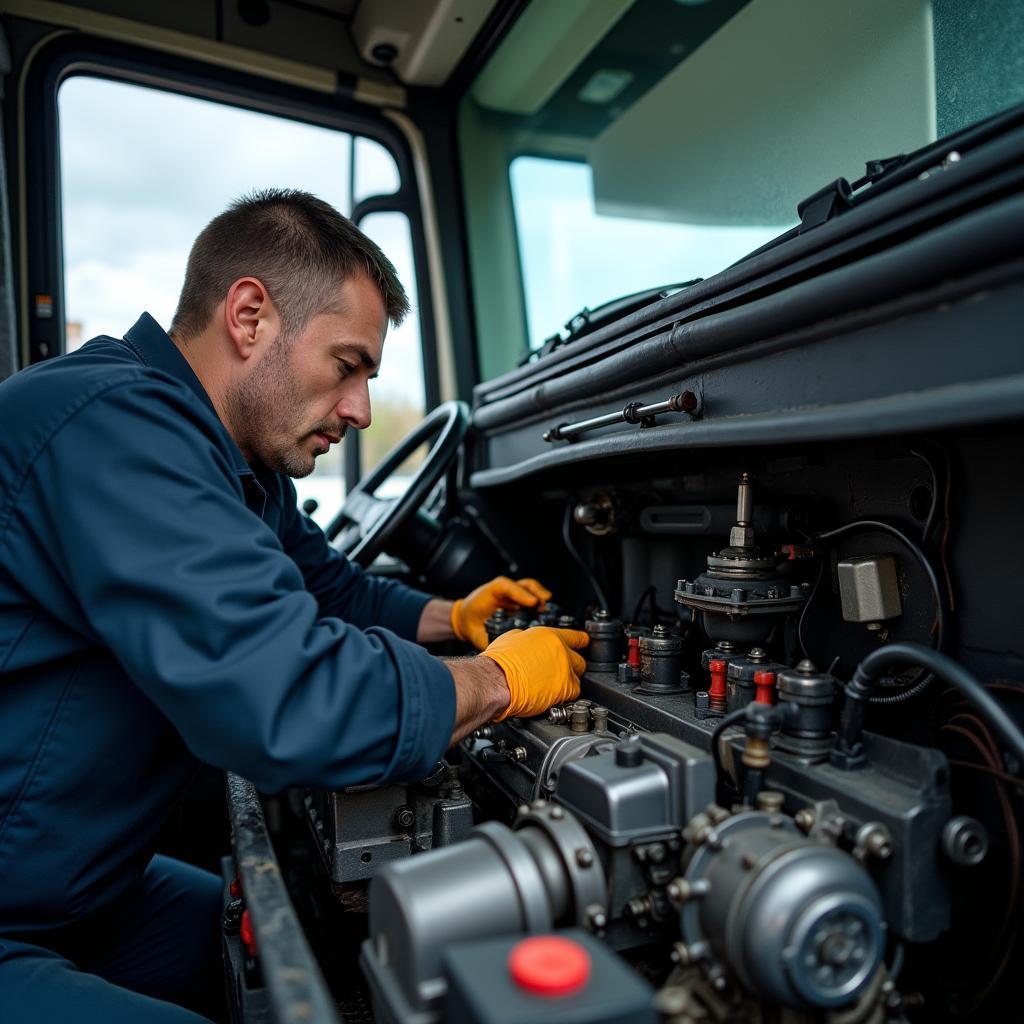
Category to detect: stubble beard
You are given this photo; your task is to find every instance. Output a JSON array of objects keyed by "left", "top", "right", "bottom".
[{"left": 226, "top": 334, "right": 321, "bottom": 478}]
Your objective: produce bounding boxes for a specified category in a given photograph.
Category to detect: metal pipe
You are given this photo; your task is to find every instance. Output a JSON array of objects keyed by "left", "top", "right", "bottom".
[{"left": 544, "top": 389, "right": 700, "bottom": 442}]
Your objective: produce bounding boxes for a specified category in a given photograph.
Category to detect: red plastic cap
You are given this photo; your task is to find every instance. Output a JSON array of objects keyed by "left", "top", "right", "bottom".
[
  {"left": 627, "top": 636, "right": 641, "bottom": 668},
  {"left": 240, "top": 909, "right": 257, "bottom": 957},
  {"left": 509, "top": 936, "right": 591, "bottom": 997},
  {"left": 708, "top": 659, "right": 726, "bottom": 673},
  {"left": 753, "top": 670, "right": 775, "bottom": 685},
  {"left": 229, "top": 876, "right": 242, "bottom": 899}
]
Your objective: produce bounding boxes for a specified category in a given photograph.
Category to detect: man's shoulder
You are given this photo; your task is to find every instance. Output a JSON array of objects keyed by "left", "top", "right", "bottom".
[{"left": 0, "top": 336, "right": 225, "bottom": 464}]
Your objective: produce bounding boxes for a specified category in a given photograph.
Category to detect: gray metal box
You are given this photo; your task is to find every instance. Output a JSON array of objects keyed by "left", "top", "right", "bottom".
[{"left": 837, "top": 554, "right": 902, "bottom": 622}]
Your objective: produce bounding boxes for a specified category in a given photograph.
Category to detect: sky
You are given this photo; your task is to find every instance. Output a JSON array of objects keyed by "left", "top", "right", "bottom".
[{"left": 59, "top": 76, "right": 417, "bottom": 404}]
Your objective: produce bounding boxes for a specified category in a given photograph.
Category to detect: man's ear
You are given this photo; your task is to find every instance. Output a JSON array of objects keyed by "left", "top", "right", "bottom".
[{"left": 223, "top": 278, "right": 276, "bottom": 360}]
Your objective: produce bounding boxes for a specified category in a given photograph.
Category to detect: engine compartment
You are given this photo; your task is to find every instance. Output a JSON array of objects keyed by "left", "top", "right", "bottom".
[{"left": 294, "top": 427, "right": 1023, "bottom": 1024}]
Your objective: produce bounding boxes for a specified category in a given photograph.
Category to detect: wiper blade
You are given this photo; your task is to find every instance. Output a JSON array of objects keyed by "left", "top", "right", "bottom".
[{"left": 520, "top": 279, "right": 701, "bottom": 366}]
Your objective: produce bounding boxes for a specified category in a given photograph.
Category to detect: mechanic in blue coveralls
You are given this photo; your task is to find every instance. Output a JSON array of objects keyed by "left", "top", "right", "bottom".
[{"left": 0, "top": 189, "right": 589, "bottom": 1023}]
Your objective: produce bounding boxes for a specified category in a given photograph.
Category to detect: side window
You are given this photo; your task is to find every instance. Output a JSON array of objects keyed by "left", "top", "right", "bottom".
[{"left": 58, "top": 75, "right": 427, "bottom": 528}]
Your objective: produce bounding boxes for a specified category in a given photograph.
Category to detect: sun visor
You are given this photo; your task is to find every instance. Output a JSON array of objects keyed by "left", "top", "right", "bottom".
[{"left": 589, "top": 0, "right": 936, "bottom": 226}]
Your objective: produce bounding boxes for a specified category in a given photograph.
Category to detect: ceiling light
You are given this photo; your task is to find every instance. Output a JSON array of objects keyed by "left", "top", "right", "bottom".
[{"left": 578, "top": 69, "right": 633, "bottom": 105}]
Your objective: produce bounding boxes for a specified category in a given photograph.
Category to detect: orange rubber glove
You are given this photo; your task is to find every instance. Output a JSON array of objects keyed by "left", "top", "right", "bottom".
[
  {"left": 450, "top": 576, "right": 553, "bottom": 650},
  {"left": 480, "top": 627, "right": 589, "bottom": 721}
]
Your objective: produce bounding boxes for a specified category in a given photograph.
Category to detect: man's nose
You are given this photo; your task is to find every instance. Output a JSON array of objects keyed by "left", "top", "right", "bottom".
[{"left": 335, "top": 382, "right": 371, "bottom": 431}]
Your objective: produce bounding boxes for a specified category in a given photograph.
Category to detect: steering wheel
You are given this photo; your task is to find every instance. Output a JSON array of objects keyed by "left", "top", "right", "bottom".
[{"left": 325, "top": 400, "right": 470, "bottom": 568}]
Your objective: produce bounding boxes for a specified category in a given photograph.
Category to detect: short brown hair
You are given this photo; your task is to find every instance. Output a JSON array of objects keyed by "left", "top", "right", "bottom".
[{"left": 170, "top": 188, "right": 410, "bottom": 340}]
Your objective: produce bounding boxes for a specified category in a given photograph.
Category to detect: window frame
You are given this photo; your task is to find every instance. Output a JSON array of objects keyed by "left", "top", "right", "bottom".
[{"left": 18, "top": 31, "right": 440, "bottom": 488}]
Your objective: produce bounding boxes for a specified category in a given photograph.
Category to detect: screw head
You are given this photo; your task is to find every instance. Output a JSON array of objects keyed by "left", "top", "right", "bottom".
[
  {"left": 575, "top": 848, "right": 594, "bottom": 868},
  {"left": 393, "top": 806, "right": 416, "bottom": 830}
]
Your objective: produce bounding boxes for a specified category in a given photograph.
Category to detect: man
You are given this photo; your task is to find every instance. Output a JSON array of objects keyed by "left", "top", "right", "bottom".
[{"left": 0, "top": 189, "right": 588, "bottom": 1023}]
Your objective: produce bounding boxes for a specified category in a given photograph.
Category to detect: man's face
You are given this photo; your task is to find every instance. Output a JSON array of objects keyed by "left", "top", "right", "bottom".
[{"left": 227, "top": 274, "right": 388, "bottom": 477}]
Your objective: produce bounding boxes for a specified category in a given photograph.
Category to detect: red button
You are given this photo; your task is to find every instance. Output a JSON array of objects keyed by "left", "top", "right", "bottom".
[{"left": 509, "top": 936, "right": 591, "bottom": 997}]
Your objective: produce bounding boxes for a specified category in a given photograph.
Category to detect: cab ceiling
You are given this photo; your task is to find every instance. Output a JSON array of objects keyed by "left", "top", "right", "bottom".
[{"left": 50, "top": 0, "right": 497, "bottom": 87}]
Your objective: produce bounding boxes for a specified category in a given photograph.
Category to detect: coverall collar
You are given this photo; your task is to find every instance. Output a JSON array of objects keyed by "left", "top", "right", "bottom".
[{"left": 121, "top": 312, "right": 267, "bottom": 515}]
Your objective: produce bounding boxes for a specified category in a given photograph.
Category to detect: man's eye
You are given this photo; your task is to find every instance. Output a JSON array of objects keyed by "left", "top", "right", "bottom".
[{"left": 337, "top": 360, "right": 356, "bottom": 379}]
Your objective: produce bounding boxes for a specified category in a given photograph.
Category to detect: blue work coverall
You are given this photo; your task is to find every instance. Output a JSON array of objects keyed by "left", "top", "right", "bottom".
[{"left": 0, "top": 313, "right": 456, "bottom": 1022}]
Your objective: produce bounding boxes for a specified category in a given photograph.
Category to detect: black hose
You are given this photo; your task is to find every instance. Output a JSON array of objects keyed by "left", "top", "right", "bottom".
[
  {"left": 563, "top": 504, "right": 610, "bottom": 612},
  {"left": 710, "top": 707, "right": 748, "bottom": 790},
  {"left": 835, "top": 643, "right": 1024, "bottom": 771},
  {"left": 812, "top": 519, "right": 946, "bottom": 704}
]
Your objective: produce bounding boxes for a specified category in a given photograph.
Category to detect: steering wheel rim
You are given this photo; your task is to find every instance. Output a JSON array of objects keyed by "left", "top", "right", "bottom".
[{"left": 325, "top": 399, "right": 470, "bottom": 568}]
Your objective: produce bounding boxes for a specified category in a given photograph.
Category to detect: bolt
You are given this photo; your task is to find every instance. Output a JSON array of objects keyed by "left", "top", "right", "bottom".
[
  {"left": 517, "top": 804, "right": 530, "bottom": 817},
  {"left": 795, "top": 808, "right": 816, "bottom": 832},
  {"left": 594, "top": 609, "right": 609, "bottom": 620},
  {"left": 741, "top": 851, "right": 758, "bottom": 870},
  {"left": 652, "top": 624, "right": 668, "bottom": 637},
  {"left": 666, "top": 878, "right": 691, "bottom": 905},
  {"left": 570, "top": 703, "right": 591, "bottom": 733},
  {"left": 627, "top": 895, "right": 652, "bottom": 921},
  {"left": 680, "top": 390, "right": 698, "bottom": 412},
  {"left": 856, "top": 822, "right": 894, "bottom": 862},
  {"left": 670, "top": 942, "right": 691, "bottom": 966},
  {"left": 549, "top": 805, "right": 565, "bottom": 820},
  {"left": 756, "top": 790, "right": 785, "bottom": 814},
  {"left": 393, "top": 806, "right": 416, "bottom": 830},
  {"left": 511, "top": 746, "right": 528, "bottom": 762},
  {"left": 591, "top": 706, "right": 610, "bottom": 732},
  {"left": 586, "top": 904, "right": 608, "bottom": 931},
  {"left": 796, "top": 659, "right": 818, "bottom": 674},
  {"left": 548, "top": 705, "right": 569, "bottom": 724},
  {"left": 654, "top": 987, "right": 690, "bottom": 1015},
  {"left": 647, "top": 843, "right": 667, "bottom": 864},
  {"left": 706, "top": 804, "right": 731, "bottom": 825},
  {"left": 575, "top": 848, "right": 594, "bottom": 868}
]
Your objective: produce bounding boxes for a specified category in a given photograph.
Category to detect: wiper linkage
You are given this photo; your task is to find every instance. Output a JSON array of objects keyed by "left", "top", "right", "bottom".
[{"left": 543, "top": 388, "right": 702, "bottom": 443}]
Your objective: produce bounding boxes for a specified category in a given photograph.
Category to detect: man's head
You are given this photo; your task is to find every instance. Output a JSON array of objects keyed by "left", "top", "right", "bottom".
[{"left": 170, "top": 189, "right": 410, "bottom": 477}]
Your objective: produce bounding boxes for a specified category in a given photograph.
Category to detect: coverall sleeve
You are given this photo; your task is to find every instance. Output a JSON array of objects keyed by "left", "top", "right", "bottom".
[
  {"left": 11, "top": 379, "right": 456, "bottom": 792},
  {"left": 275, "top": 475, "right": 434, "bottom": 638}
]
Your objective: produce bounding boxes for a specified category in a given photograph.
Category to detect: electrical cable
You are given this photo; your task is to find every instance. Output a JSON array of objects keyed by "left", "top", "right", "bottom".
[
  {"left": 910, "top": 447, "right": 940, "bottom": 544},
  {"left": 562, "top": 504, "right": 610, "bottom": 612},
  {"left": 710, "top": 707, "right": 748, "bottom": 791},
  {"left": 841, "top": 643, "right": 1024, "bottom": 768},
  {"left": 631, "top": 585, "right": 656, "bottom": 626},
  {"left": 796, "top": 557, "right": 826, "bottom": 662},
  {"left": 811, "top": 519, "right": 946, "bottom": 704}
]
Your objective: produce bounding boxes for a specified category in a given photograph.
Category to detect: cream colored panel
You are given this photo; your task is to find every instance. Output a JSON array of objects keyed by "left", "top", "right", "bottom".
[
  {"left": 472, "top": 0, "right": 635, "bottom": 116},
  {"left": 353, "top": 0, "right": 496, "bottom": 88},
  {"left": 590, "top": 0, "right": 936, "bottom": 225}
]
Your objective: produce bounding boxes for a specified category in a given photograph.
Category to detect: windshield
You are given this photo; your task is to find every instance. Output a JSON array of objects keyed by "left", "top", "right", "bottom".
[{"left": 459, "top": 0, "right": 1024, "bottom": 374}]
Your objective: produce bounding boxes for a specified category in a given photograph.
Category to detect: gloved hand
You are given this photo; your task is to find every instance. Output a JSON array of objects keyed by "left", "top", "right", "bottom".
[
  {"left": 451, "top": 576, "right": 553, "bottom": 650},
  {"left": 480, "top": 627, "right": 589, "bottom": 721}
]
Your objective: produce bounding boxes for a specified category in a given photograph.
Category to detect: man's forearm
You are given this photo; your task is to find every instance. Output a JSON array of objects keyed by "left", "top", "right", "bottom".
[
  {"left": 445, "top": 656, "right": 509, "bottom": 744},
  {"left": 417, "top": 597, "right": 456, "bottom": 643}
]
